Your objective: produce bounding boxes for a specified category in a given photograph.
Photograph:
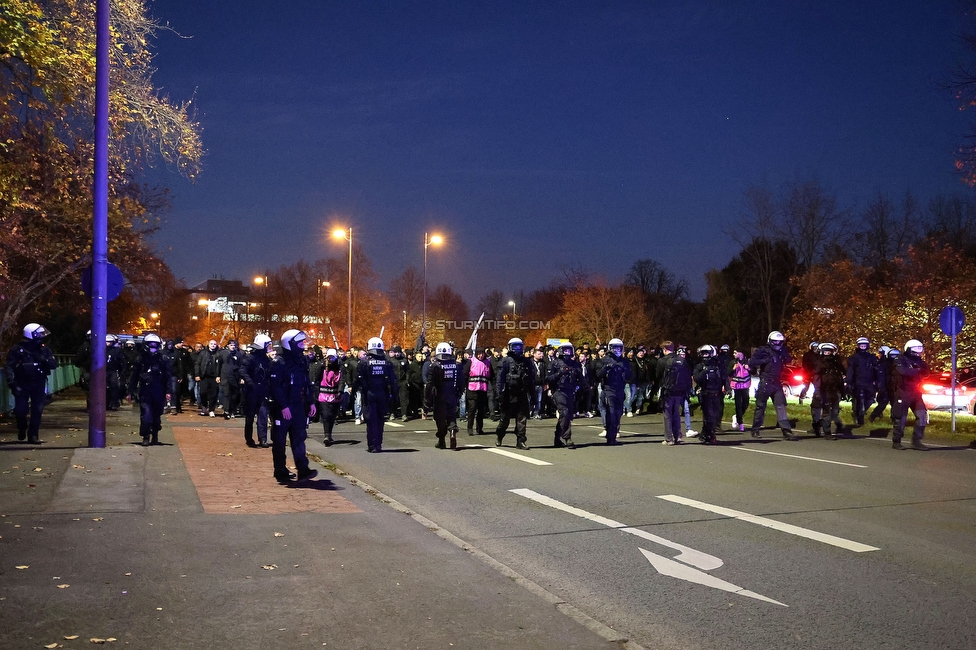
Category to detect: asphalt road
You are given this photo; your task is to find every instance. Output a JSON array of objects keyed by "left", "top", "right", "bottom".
[{"left": 316, "top": 410, "right": 976, "bottom": 650}]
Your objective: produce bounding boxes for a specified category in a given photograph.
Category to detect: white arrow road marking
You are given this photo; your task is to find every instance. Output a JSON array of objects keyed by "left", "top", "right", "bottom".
[
  {"left": 510, "top": 489, "right": 785, "bottom": 604},
  {"left": 510, "top": 489, "right": 720, "bottom": 569},
  {"left": 657, "top": 495, "right": 880, "bottom": 553},
  {"left": 639, "top": 548, "right": 787, "bottom": 607},
  {"left": 486, "top": 449, "right": 553, "bottom": 466},
  {"left": 729, "top": 446, "right": 867, "bottom": 468}
]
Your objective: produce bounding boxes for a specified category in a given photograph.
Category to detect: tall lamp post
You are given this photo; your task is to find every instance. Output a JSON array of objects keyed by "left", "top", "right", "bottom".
[
  {"left": 254, "top": 274, "right": 269, "bottom": 336},
  {"left": 332, "top": 228, "right": 353, "bottom": 349},
  {"left": 508, "top": 300, "right": 516, "bottom": 317},
  {"left": 422, "top": 232, "right": 444, "bottom": 341},
  {"left": 317, "top": 279, "right": 330, "bottom": 343}
]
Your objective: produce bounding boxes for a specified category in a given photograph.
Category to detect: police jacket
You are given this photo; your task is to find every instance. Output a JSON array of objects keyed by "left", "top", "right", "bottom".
[
  {"left": 424, "top": 354, "right": 460, "bottom": 408},
  {"left": 693, "top": 358, "right": 726, "bottom": 394},
  {"left": 846, "top": 349, "right": 879, "bottom": 392},
  {"left": 893, "top": 352, "right": 929, "bottom": 399},
  {"left": 106, "top": 345, "right": 126, "bottom": 376},
  {"left": 5, "top": 338, "right": 57, "bottom": 391},
  {"left": 269, "top": 348, "right": 313, "bottom": 412},
  {"left": 239, "top": 348, "right": 272, "bottom": 402},
  {"left": 748, "top": 345, "right": 792, "bottom": 385},
  {"left": 813, "top": 355, "right": 847, "bottom": 400},
  {"left": 357, "top": 350, "right": 399, "bottom": 407},
  {"left": 546, "top": 357, "right": 585, "bottom": 395},
  {"left": 598, "top": 354, "right": 632, "bottom": 395},
  {"left": 127, "top": 350, "right": 172, "bottom": 400},
  {"left": 496, "top": 354, "right": 535, "bottom": 402}
]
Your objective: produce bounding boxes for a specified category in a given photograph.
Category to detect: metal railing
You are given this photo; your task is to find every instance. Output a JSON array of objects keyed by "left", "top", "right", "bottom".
[{"left": 0, "top": 355, "right": 80, "bottom": 414}]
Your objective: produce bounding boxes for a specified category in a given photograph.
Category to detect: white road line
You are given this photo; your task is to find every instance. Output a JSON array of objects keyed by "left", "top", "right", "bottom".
[
  {"left": 729, "top": 446, "right": 867, "bottom": 468},
  {"left": 485, "top": 449, "right": 553, "bottom": 466},
  {"left": 585, "top": 425, "right": 645, "bottom": 435},
  {"left": 862, "top": 437, "right": 951, "bottom": 448},
  {"left": 657, "top": 495, "right": 879, "bottom": 553},
  {"left": 386, "top": 422, "right": 404, "bottom": 428}
]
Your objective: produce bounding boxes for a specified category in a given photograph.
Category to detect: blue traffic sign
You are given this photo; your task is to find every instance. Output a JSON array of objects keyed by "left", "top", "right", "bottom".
[
  {"left": 81, "top": 263, "right": 125, "bottom": 301},
  {"left": 939, "top": 305, "right": 965, "bottom": 337}
]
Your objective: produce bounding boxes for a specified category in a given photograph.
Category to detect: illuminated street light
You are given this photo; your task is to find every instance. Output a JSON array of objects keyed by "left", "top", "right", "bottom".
[
  {"left": 423, "top": 232, "right": 444, "bottom": 340},
  {"left": 508, "top": 300, "right": 516, "bottom": 316},
  {"left": 333, "top": 228, "right": 353, "bottom": 348}
]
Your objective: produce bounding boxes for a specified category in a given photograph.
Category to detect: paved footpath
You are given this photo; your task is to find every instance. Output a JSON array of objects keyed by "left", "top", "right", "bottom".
[{"left": 0, "top": 395, "right": 625, "bottom": 649}]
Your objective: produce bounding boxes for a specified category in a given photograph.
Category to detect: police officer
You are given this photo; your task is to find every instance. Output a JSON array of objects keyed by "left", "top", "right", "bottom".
[
  {"left": 813, "top": 343, "right": 846, "bottom": 439},
  {"left": 240, "top": 334, "right": 273, "bottom": 448},
  {"left": 358, "top": 337, "right": 399, "bottom": 453},
  {"left": 425, "top": 342, "right": 461, "bottom": 449},
  {"left": 495, "top": 338, "right": 535, "bottom": 450},
  {"left": 798, "top": 341, "right": 819, "bottom": 404},
  {"left": 749, "top": 331, "right": 797, "bottom": 440},
  {"left": 127, "top": 334, "right": 171, "bottom": 446},
  {"left": 657, "top": 340, "right": 691, "bottom": 445},
  {"left": 547, "top": 342, "right": 585, "bottom": 449},
  {"left": 4, "top": 323, "right": 58, "bottom": 443},
  {"left": 846, "top": 336, "right": 880, "bottom": 426},
  {"left": 269, "top": 329, "right": 318, "bottom": 483},
  {"left": 891, "top": 339, "right": 930, "bottom": 451},
  {"left": 105, "top": 334, "right": 125, "bottom": 410},
  {"left": 869, "top": 346, "right": 892, "bottom": 423},
  {"left": 598, "top": 338, "right": 632, "bottom": 445},
  {"left": 161, "top": 339, "right": 182, "bottom": 414},
  {"left": 693, "top": 345, "right": 725, "bottom": 444}
]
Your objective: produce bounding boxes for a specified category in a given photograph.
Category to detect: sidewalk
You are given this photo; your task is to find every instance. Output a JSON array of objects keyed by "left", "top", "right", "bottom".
[{"left": 0, "top": 396, "right": 622, "bottom": 649}]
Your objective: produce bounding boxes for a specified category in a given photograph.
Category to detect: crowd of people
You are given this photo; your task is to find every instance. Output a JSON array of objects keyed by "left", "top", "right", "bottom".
[{"left": 3, "top": 323, "right": 938, "bottom": 485}]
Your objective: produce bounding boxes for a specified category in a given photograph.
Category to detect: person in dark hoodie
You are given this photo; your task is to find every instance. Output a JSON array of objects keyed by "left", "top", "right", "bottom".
[
  {"left": 240, "top": 334, "right": 273, "bottom": 448},
  {"left": 219, "top": 339, "right": 244, "bottom": 419},
  {"left": 268, "top": 330, "right": 318, "bottom": 484}
]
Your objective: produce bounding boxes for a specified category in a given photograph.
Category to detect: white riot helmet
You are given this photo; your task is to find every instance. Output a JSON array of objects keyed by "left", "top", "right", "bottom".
[
  {"left": 559, "top": 342, "right": 575, "bottom": 357},
  {"left": 253, "top": 334, "right": 272, "bottom": 350},
  {"left": 767, "top": 331, "right": 785, "bottom": 347},
  {"left": 856, "top": 336, "right": 869, "bottom": 349},
  {"left": 367, "top": 337, "right": 384, "bottom": 351},
  {"left": 435, "top": 342, "right": 452, "bottom": 356},
  {"left": 698, "top": 344, "right": 716, "bottom": 358},
  {"left": 608, "top": 338, "right": 624, "bottom": 357},
  {"left": 144, "top": 333, "right": 162, "bottom": 349},
  {"left": 818, "top": 342, "right": 838, "bottom": 355},
  {"left": 878, "top": 345, "right": 890, "bottom": 357},
  {"left": 508, "top": 338, "right": 524, "bottom": 354},
  {"left": 280, "top": 329, "right": 307, "bottom": 351},
  {"left": 23, "top": 323, "right": 48, "bottom": 340},
  {"left": 324, "top": 348, "right": 338, "bottom": 360},
  {"left": 106, "top": 334, "right": 118, "bottom": 344},
  {"left": 904, "top": 339, "right": 924, "bottom": 354}
]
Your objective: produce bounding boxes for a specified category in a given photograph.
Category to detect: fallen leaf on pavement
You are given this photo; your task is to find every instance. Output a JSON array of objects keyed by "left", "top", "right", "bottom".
[
  {"left": 15, "top": 565, "right": 29, "bottom": 569},
  {"left": 274, "top": 532, "right": 284, "bottom": 537},
  {"left": 57, "top": 584, "right": 70, "bottom": 588},
  {"left": 33, "top": 467, "right": 42, "bottom": 472},
  {"left": 44, "top": 643, "right": 58, "bottom": 648},
  {"left": 92, "top": 517, "right": 104, "bottom": 522},
  {"left": 262, "top": 564, "right": 277, "bottom": 570},
  {"left": 90, "top": 638, "right": 105, "bottom": 644},
  {"left": 231, "top": 505, "right": 242, "bottom": 509},
  {"left": 65, "top": 635, "right": 79, "bottom": 640},
  {"left": 72, "top": 465, "right": 85, "bottom": 469}
]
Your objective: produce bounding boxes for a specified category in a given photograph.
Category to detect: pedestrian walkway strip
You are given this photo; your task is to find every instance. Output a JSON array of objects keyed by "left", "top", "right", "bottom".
[
  {"left": 172, "top": 424, "right": 361, "bottom": 515},
  {"left": 729, "top": 446, "right": 867, "bottom": 468},
  {"left": 656, "top": 495, "right": 879, "bottom": 552}
]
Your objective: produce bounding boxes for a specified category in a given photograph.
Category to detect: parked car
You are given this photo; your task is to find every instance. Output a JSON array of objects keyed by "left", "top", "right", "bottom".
[
  {"left": 749, "top": 365, "right": 807, "bottom": 398},
  {"left": 920, "top": 374, "right": 976, "bottom": 414}
]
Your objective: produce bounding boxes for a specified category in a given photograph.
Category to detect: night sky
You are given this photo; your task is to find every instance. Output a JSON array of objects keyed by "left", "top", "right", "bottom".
[{"left": 147, "top": 0, "right": 972, "bottom": 303}]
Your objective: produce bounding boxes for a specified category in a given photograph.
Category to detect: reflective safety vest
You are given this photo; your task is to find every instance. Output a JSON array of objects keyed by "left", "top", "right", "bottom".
[
  {"left": 318, "top": 369, "right": 342, "bottom": 403},
  {"left": 468, "top": 357, "right": 490, "bottom": 392}
]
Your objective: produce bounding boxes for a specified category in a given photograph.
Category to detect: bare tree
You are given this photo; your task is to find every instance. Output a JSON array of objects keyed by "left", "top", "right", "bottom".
[
  {"left": 848, "top": 191, "right": 920, "bottom": 267},
  {"left": 625, "top": 258, "right": 688, "bottom": 303},
  {"left": 475, "top": 289, "right": 505, "bottom": 319}
]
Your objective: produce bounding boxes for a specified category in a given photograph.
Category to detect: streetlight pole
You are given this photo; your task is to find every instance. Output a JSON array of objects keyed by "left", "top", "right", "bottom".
[
  {"left": 333, "top": 228, "right": 352, "bottom": 349},
  {"left": 317, "top": 279, "right": 330, "bottom": 343},
  {"left": 508, "top": 300, "right": 516, "bottom": 317},
  {"left": 422, "top": 232, "right": 443, "bottom": 342}
]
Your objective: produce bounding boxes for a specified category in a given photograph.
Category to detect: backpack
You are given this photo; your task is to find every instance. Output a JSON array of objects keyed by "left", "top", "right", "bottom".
[
  {"left": 700, "top": 362, "right": 724, "bottom": 392},
  {"left": 506, "top": 358, "right": 526, "bottom": 389}
]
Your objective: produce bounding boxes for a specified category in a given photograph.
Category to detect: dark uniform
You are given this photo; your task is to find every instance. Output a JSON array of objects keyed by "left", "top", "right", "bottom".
[
  {"left": 749, "top": 336, "right": 796, "bottom": 440},
  {"left": 657, "top": 350, "right": 691, "bottom": 444},
  {"left": 425, "top": 349, "right": 461, "bottom": 449},
  {"left": 693, "top": 353, "right": 725, "bottom": 444},
  {"left": 357, "top": 344, "right": 399, "bottom": 453},
  {"left": 547, "top": 349, "right": 585, "bottom": 448},
  {"left": 269, "top": 332, "right": 317, "bottom": 483},
  {"left": 599, "top": 343, "right": 632, "bottom": 445},
  {"left": 195, "top": 342, "right": 221, "bottom": 416},
  {"left": 812, "top": 347, "right": 846, "bottom": 439},
  {"left": 240, "top": 342, "right": 272, "bottom": 447},
  {"left": 495, "top": 347, "right": 535, "bottom": 449},
  {"left": 219, "top": 341, "right": 244, "bottom": 418},
  {"left": 891, "top": 346, "right": 929, "bottom": 450},
  {"left": 127, "top": 339, "right": 171, "bottom": 446},
  {"left": 4, "top": 327, "right": 57, "bottom": 443},
  {"left": 846, "top": 346, "right": 880, "bottom": 426},
  {"left": 106, "top": 339, "right": 125, "bottom": 410}
]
